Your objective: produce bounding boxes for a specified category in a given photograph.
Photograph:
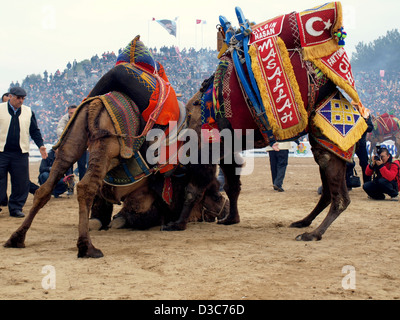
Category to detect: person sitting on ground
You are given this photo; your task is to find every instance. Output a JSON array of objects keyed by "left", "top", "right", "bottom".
[
  {"left": 362, "top": 147, "right": 399, "bottom": 201},
  {"left": 38, "top": 148, "right": 74, "bottom": 198}
]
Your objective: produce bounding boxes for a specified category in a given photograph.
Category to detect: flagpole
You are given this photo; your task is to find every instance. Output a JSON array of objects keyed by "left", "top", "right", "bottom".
[{"left": 201, "top": 22, "right": 204, "bottom": 48}]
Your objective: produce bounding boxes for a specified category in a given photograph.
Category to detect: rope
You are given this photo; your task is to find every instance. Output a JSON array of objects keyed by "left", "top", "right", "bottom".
[{"left": 201, "top": 196, "right": 227, "bottom": 220}]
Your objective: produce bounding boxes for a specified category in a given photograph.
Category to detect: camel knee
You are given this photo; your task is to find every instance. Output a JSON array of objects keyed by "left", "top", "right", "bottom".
[
  {"left": 184, "top": 184, "right": 203, "bottom": 205},
  {"left": 334, "top": 195, "right": 350, "bottom": 212}
]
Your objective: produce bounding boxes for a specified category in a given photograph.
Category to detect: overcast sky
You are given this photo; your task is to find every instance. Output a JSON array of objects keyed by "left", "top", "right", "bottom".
[{"left": 0, "top": 0, "right": 398, "bottom": 95}]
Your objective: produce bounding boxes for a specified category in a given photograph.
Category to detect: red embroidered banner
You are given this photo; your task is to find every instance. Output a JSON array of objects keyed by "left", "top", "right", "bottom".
[
  {"left": 319, "top": 47, "right": 356, "bottom": 89},
  {"left": 311, "top": 47, "right": 359, "bottom": 102},
  {"left": 250, "top": 37, "right": 304, "bottom": 136},
  {"left": 249, "top": 15, "right": 285, "bottom": 45}
]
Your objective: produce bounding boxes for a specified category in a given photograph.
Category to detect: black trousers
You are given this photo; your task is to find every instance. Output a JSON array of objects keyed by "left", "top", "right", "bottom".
[
  {"left": 363, "top": 177, "right": 398, "bottom": 200},
  {"left": 268, "top": 149, "right": 289, "bottom": 188},
  {"left": 0, "top": 151, "right": 29, "bottom": 213},
  {"left": 346, "top": 139, "right": 371, "bottom": 186}
]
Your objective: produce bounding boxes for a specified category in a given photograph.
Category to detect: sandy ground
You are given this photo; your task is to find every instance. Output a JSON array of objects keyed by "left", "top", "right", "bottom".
[{"left": 0, "top": 157, "right": 399, "bottom": 300}]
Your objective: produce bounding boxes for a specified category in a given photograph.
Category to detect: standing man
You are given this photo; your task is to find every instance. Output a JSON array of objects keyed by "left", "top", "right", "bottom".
[
  {"left": 0, "top": 93, "right": 10, "bottom": 208},
  {"left": 266, "top": 141, "right": 291, "bottom": 192},
  {"left": 57, "top": 105, "right": 88, "bottom": 184},
  {"left": 346, "top": 111, "right": 374, "bottom": 189},
  {"left": 1, "top": 92, "right": 10, "bottom": 102},
  {"left": 0, "top": 87, "right": 47, "bottom": 217}
]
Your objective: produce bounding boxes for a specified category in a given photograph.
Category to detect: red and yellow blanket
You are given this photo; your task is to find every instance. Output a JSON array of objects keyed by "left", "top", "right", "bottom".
[{"left": 246, "top": 1, "right": 361, "bottom": 151}]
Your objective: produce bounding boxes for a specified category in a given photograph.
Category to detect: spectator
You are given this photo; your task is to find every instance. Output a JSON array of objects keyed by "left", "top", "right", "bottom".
[
  {"left": 0, "top": 87, "right": 47, "bottom": 217},
  {"left": 38, "top": 149, "right": 74, "bottom": 198},
  {"left": 8, "top": 46, "right": 220, "bottom": 145},
  {"left": 266, "top": 142, "right": 291, "bottom": 192},
  {"left": 363, "top": 147, "right": 399, "bottom": 201},
  {"left": 56, "top": 105, "right": 88, "bottom": 184},
  {"left": 2, "top": 92, "right": 10, "bottom": 102},
  {"left": 346, "top": 111, "right": 374, "bottom": 189}
]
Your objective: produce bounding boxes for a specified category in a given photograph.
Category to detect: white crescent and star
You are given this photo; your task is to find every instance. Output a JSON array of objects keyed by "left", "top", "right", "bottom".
[{"left": 305, "top": 17, "right": 332, "bottom": 37}]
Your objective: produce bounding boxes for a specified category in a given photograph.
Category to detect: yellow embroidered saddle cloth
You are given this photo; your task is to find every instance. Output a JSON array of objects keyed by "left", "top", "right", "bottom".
[{"left": 312, "top": 90, "right": 367, "bottom": 152}]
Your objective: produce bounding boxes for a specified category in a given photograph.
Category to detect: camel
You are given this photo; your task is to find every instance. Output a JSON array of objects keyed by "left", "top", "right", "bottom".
[
  {"left": 160, "top": 4, "right": 368, "bottom": 241},
  {"left": 4, "top": 63, "right": 228, "bottom": 258},
  {"left": 367, "top": 113, "right": 400, "bottom": 158}
]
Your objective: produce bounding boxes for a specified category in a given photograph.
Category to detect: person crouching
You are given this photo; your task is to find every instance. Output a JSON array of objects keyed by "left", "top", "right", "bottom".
[{"left": 363, "top": 147, "right": 399, "bottom": 201}]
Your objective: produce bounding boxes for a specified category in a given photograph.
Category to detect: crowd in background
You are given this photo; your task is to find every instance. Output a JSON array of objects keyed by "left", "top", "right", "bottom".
[
  {"left": 5, "top": 46, "right": 400, "bottom": 145},
  {"left": 354, "top": 70, "right": 400, "bottom": 116},
  {"left": 7, "top": 47, "right": 219, "bottom": 145}
]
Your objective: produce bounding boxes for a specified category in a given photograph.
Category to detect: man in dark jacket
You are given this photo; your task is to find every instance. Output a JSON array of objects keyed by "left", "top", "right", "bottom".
[
  {"left": 38, "top": 149, "right": 74, "bottom": 198},
  {"left": 0, "top": 87, "right": 47, "bottom": 217},
  {"left": 363, "top": 148, "right": 399, "bottom": 201}
]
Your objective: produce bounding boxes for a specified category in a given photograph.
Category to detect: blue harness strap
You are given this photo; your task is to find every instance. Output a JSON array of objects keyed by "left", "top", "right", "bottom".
[
  {"left": 218, "top": 8, "right": 276, "bottom": 144},
  {"left": 235, "top": 8, "right": 265, "bottom": 110}
]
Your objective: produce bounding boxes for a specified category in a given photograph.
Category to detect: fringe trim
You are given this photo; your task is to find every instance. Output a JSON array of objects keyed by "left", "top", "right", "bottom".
[
  {"left": 311, "top": 57, "right": 360, "bottom": 103},
  {"left": 312, "top": 91, "right": 367, "bottom": 151},
  {"left": 301, "top": 2, "right": 343, "bottom": 61},
  {"left": 277, "top": 37, "right": 309, "bottom": 138},
  {"left": 249, "top": 37, "right": 308, "bottom": 140},
  {"left": 302, "top": 39, "right": 340, "bottom": 61}
]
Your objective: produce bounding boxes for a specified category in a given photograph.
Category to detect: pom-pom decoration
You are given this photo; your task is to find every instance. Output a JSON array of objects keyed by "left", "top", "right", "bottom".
[{"left": 334, "top": 27, "right": 347, "bottom": 47}]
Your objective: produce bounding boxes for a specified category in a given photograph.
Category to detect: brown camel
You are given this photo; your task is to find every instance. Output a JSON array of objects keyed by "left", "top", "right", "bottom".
[
  {"left": 367, "top": 114, "right": 400, "bottom": 158},
  {"left": 4, "top": 95, "right": 228, "bottom": 258}
]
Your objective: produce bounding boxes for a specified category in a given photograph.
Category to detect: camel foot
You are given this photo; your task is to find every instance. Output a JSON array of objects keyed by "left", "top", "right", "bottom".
[
  {"left": 88, "top": 218, "right": 103, "bottom": 231},
  {"left": 295, "top": 232, "right": 322, "bottom": 241},
  {"left": 4, "top": 232, "right": 26, "bottom": 248},
  {"left": 161, "top": 221, "right": 187, "bottom": 231},
  {"left": 78, "top": 246, "right": 104, "bottom": 258},
  {"left": 217, "top": 215, "right": 240, "bottom": 225},
  {"left": 290, "top": 220, "right": 312, "bottom": 228},
  {"left": 109, "top": 216, "right": 126, "bottom": 229}
]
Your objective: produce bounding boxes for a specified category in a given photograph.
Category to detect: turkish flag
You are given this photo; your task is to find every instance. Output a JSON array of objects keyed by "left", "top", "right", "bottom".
[{"left": 296, "top": 3, "right": 338, "bottom": 47}]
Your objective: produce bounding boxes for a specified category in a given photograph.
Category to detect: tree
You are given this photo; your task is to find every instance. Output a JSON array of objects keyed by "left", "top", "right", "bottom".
[{"left": 351, "top": 29, "right": 400, "bottom": 74}]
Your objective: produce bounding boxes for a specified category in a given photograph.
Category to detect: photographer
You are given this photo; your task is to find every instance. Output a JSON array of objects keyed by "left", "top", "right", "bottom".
[{"left": 363, "top": 147, "right": 399, "bottom": 201}]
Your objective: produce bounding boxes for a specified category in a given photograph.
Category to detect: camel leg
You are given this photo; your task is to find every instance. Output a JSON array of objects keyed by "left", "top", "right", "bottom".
[
  {"left": 76, "top": 141, "right": 118, "bottom": 258},
  {"left": 292, "top": 141, "right": 350, "bottom": 241},
  {"left": 4, "top": 149, "right": 81, "bottom": 249},
  {"left": 4, "top": 172, "right": 61, "bottom": 248},
  {"left": 162, "top": 164, "right": 215, "bottom": 231},
  {"left": 290, "top": 166, "right": 331, "bottom": 229},
  {"left": 217, "top": 162, "right": 241, "bottom": 225},
  {"left": 161, "top": 181, "right": 204, "bottom": 231},
  {"left": 89, "top": 193, "right": 114, "bottom": 230}
]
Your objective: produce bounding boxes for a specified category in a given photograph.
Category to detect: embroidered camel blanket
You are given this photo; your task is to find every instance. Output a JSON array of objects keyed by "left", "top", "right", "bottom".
[{"left": 245, "top": 1, "right": 361, "bottom": 150}]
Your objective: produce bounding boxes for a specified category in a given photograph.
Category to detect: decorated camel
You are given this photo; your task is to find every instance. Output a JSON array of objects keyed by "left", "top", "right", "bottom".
[
  {"left": 367, "top": 113, "right": 400, "bottom": 158},
  {"left": 4, "top": 36, "right": 228, "bottom": 258},
  {"left": 161, "top": 2, "right": 369, "bottom": 241}
]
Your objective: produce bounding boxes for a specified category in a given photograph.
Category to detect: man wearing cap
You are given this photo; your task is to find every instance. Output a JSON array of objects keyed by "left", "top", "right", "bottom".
[{"left": 0, "top": 86, "right": 47, "bottom": 217}]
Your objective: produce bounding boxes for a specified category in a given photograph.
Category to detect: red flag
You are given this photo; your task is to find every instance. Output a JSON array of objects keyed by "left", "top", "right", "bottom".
[{"left": 196, "top": 19, "right": 202, "bottom": 24}]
